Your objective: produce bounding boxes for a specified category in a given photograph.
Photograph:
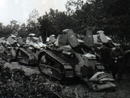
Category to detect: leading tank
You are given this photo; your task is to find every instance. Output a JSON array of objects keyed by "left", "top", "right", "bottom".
[{"left": 38, "top": 29, "right": 104, "bottom": 81}]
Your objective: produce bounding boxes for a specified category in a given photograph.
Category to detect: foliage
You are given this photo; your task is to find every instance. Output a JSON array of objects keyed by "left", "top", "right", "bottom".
[
  {"left": 0, "top": 65, "right": 56, "bottom": 98},
  {"left": 38, "top": 9, "right": 74, "bottom": 42},
  {"left": 0, "top": 0, "right": 130, "bottom": 44},
  {"left": 27, "top": 9, "right": 40, "bottom": 33},
  {"left": 0, "top": 9, "right": 40, "bottom": 39},
  {"left": 64, "top": 0, "right": 130, "bottom": 43}
]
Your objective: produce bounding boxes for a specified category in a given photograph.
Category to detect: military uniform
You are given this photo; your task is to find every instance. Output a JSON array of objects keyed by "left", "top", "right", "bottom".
[{"left": 110, "top": 47, "right": 124, "bottom": 82}]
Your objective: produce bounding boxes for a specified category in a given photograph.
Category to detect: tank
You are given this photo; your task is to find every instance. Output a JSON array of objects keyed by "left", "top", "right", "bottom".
[
  {"left": 38, "top": 29, "right": 104, "bottom": 81},
  {"left": 93, "top": 30, "right": 130, "bottom": 72},
  {"left": 38, "top": 29, "right": 117, "bottom": 91},
  {"left": 0, "top": 35, "right": 21, "bottom": 62},
  {"left": 16, "top": 34, "right": 47, "bottom": 65}
]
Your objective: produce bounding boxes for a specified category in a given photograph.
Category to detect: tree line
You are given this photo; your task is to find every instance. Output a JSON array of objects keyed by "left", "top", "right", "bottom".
[{"left": 0, "top": 0, "right": 130, "bottom": 44}]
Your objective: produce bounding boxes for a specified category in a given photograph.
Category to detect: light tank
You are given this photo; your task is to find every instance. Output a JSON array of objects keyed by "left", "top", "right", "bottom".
[
  {"left": 38, "top": 29, "right": 107, "bottom": 81},
  {"left": 16, "top": 33, "right": 47, "bottom": 65}
]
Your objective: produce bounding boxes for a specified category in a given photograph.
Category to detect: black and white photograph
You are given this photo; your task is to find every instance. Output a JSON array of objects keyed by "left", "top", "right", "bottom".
[{"left": 0, "top": 0, "right": 130, "bottom": 98}]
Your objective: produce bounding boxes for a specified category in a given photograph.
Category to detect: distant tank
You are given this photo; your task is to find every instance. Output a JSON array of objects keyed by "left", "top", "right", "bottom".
[
  {"left": 92, "top": 30, "right": 130, "bottom": 72},
  {"left": 0, "top": 34, "right": 21, "bottom": 61},
  {"left": 16, "top": 33, "right": 47, "bottom": 65}
]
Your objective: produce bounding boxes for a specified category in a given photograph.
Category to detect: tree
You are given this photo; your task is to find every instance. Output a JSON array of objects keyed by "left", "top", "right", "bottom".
[
  {"left": 38, "top": 14, "right": 52, "bottom": 42},
  {"left": 37, "top": 8, "right": 75, "bottom": 42},
  {"left": 65, "top": 0, "right": 130, "bottom": 43},
  {"left": 65, "top": 0, "right": 84, "bottom": 15},
  {"left": 10, "top": 20, "right": 17, "bottom": 27},
  {"left": 18, "top": 23, "right": 28, "bottom": 38},
  {"left": 27, "top": 9, "right": 39, "bottom": 33},
  {"left": 10, "top": 20, "right": 19, "bottom": 30}
]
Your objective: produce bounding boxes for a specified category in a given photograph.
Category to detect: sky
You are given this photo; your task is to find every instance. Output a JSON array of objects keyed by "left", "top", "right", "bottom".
[{"left": 0, "top": 0, "right": 68, "bottom": 26}]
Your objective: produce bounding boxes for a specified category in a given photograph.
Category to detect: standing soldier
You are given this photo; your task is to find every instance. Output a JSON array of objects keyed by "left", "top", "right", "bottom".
[{"left": 110, "top": 45, "right": 124, "bottom": 83}]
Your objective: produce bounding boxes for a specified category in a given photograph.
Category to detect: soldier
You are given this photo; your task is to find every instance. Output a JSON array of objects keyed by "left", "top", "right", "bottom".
[
  {"left": 110, "top": 45, "right": 124, "bottom": 83},
  {"left": 100, "top": 46, "right": 112, "bottom": 72}
]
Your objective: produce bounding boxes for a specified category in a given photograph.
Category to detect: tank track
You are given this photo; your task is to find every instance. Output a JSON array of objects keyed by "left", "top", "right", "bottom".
[
  {"left": 17, "top": 48, "right": 37, "bottom": 65},
  {"left": 39, "top": 49, "right": 74, "bottom": 81}
]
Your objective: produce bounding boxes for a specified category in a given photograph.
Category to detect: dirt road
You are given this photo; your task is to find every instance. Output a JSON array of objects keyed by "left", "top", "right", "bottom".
[{"left": 3, "top": 62, "right": 40, "bottom": 76}]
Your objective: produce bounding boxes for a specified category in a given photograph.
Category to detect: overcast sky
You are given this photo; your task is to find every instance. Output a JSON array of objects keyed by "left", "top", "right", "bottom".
[{"left": 0, "top": 0, "right": 68, "bottom": 26}]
